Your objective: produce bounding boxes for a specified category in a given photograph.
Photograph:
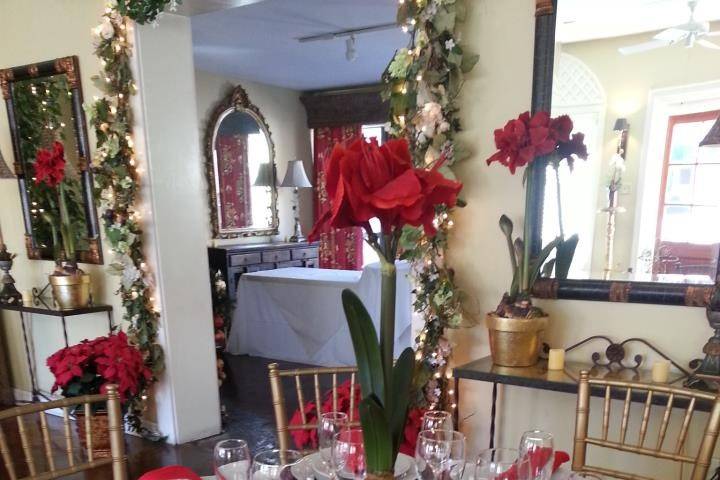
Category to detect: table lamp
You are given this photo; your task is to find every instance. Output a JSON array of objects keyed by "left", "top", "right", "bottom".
[
  {"left": 0, "top": 149, "right": 22, "bottom": 305},
  {"left": 280, "top": 159, "right": 312, "bottom": 242}
]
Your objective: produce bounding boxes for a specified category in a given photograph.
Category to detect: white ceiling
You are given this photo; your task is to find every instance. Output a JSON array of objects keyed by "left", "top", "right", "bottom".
[
  {"left": 557, "top": 0, "right": 720, "bottom": 43},
  {"left": 186, "top": 0, "right": 408, "bottom": 91}
]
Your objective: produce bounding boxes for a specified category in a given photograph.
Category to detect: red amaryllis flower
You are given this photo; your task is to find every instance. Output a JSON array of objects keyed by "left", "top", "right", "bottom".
[
  {"left": 549, "top": 114, "right": 573, "bottom": 143},
  {"left": 34, "top": 141, "right": 66, "bottom": 187},
  {"left": 309, "top": 137, "right": 462, "bottom": 240},
  {"left": 557, "top": 132, "right": 588, "bottom": 170},
  {"left": 486, "top": 112, "right": 556, "bottom": 174}
]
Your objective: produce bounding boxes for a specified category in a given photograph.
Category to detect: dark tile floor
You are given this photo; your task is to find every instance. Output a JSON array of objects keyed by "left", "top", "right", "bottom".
[{"left": 0, "top": 354, "right": 325, "bottom": 479}]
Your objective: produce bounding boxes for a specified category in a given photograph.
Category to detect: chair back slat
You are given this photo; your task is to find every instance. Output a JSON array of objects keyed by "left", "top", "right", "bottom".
[
  {"left": 637, "top": 390, "right": 653, "bottom": 447},
  {"left": 269, "top": 363, "right": 359, "bottom": 453},
  {"left": 62, "top": 407, "right": 74, "bottom": 468},
  {"left": 17, "top": 415, "right": 36, "bottom": 476},
  {"left": 573, "top": 370, "right": 720, "bottom": 480},
  {"left": 38, "top": 412, "right": 55, "bottom": 472},
  {"left": 655, "top": 393, "right": 674, "bottom": 450},
  {"left": 0, "top": 425, "right": 17, "bottom": 480},
  {"left": 0, "top": 385, "right": 127, "bottom": 480}
]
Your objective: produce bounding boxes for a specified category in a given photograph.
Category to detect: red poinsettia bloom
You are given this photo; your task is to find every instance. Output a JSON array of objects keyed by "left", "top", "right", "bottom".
[
  {"left": 487, "top": 111, "right": 588, "bottom": 174},
  {"left": 34, "top": 141, "right": 66, "bottom": 187},
  {"left": 309, "top": 137, "right": 462, "bottom": 240}
]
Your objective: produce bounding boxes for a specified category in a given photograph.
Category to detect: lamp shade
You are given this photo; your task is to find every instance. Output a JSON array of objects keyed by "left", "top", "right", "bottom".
[
  {"left": 253, "top": 163, "right": 275, "bottom": 187},
  {"left": 613, "top": 118, "right": 629, "bottom": 132},
  {"left": 700, "top": 116, "right": 720, "bottom": 148},
  {"left": 280, "top": 160, "right": 312, "bottom": 188},
  {"left": 0, "top": 150, "right": 13, "bottom": 179}
]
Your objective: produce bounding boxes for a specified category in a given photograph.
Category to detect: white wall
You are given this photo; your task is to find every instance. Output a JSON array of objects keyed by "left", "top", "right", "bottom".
[
  {"left": 452, "top": 1, "right": 714, "bottom": 477},
  {"left": 133, "top": 14, "right": 221, "bottom": 444},
  {"left": 0, "top": 0, "right": 119, "bottom": 398},
  {"left": 194, "top": 69, "right": 313, "bottom": 246}
]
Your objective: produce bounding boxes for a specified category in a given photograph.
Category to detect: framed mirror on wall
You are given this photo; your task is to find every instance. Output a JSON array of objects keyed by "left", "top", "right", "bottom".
[
  {"left": 529, "top": 0, "right": 720, "bottom": 306},
  {"left": 205, "top": 84, "right": 279, "bottom": 239},
  {"left": 0, "top": 56, "right": 103, "bottom": 264}
]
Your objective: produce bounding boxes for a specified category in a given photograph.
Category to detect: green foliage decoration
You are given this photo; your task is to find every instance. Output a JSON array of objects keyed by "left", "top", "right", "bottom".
[{"left": 384, "top": 0, "right": 478, "bottom": 410}]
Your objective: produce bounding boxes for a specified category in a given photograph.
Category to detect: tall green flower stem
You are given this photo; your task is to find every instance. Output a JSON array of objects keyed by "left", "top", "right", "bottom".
[{"left": 522, "top": 162, "right": 537, "bottom": 295}]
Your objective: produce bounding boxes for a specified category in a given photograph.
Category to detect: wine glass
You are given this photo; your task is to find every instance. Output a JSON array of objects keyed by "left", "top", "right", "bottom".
[
  {"left": 319, "top": 412, "right": 349, "bottom": 471},
  {"left": 421, "top": 410, "right": 453, "bottom": 432},
  {"left": 518, "top": 430, "right": 554, "bottom": 480},
  {"left": 332, "top": 428, "right": 366, "bottom": 480},
  {"left": 214, "top": 439, "right": 251, "bottom": 480},
  {"left": 251, "top": 449, "right": 303, "bottom": 480},
  {"left": 415, "top": 430, "right": 465, "bottom": 480},
  {"left": 474, "top": 448, "right": 518, "bottom": 480}
]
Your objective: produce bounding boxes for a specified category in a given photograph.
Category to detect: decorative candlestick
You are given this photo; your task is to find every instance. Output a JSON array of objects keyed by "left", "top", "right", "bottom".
[{"left": 0, "top": 244, "right": 22, "bottom": 305}]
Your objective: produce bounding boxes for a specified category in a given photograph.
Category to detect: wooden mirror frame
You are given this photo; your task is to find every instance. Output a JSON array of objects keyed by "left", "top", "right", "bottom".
[
  {"left": 205, "top": 84, "right": 279, "bottom": 239},
  {"left": 0, "top": 56, "right": 103, "bottom": 264},
  {"left": 527, "top": 0, "right": 715, "bottom": 307}
]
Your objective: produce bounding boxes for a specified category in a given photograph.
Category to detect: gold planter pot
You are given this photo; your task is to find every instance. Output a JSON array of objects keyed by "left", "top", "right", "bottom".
[
  {"left": 49, "top": 273, "right": 90, "bottom": 310},
  {"left": 486, "top": 313, "right": 548, "bottom": 367}
]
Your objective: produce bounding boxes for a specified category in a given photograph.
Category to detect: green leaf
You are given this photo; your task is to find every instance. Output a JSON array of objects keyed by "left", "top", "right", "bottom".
[
  {"left": 461, "top": 53, "right": 480, "bottom": 74},
  {"left": 359, "top": 395, "right": 394, "bottom": 473},
  {"left": 342, "top": 289, "right": 384, "bottom": 402},
  {"left": 389, "top": 348, "right": 414, "bottom": 458},
  {"left": 528, "top": 237, "right": 561, "bottom": 289},
  {"left": 554, "top": 234, "right": 579, "bottom": 280}
]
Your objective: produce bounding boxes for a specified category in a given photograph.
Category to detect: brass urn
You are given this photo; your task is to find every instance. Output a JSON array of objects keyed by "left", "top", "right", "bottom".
[
  {"left": 486, "top": 313, "right": 548, "bottom": 367},
  {"left": 50, "top": 273, "right": 90, "bottom": 310}
]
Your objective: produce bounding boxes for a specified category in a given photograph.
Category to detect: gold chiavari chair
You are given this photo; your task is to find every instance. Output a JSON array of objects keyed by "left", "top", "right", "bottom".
[
  {"left": 0, "top": 384, "right": 127, "bottom": 480},
  {"left": 268, "top": 363, "right": 361, "bottom": 452},
  {"left": 573, "top": 370, "right": 720, "bottom": 480}
]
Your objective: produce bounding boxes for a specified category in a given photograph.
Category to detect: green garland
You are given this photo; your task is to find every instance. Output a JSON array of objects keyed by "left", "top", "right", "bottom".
[
  {"left": 87, "top": 8, "right": 163, "bottom": 433},
  {"left": 114, "top": 0, "right": 181, "bottom": 25},
  {"left": 385, "top": 0, "right": 478, "bottom": 410}
]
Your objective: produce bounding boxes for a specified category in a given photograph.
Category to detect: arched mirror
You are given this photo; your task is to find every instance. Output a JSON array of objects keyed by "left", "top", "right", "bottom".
[{"left": 205, "top": 85, "right": 278, "bottom": 238}]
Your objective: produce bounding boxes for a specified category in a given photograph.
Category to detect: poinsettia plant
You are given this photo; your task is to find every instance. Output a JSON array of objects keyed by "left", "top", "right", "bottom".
[
  {"left": 487, "top": 111, "right": 588, "bottom": 318},
  {"left": 309, "top": 136, "right": 462, "bottom": 479},
  {"left": 47, "top": 331, "right": 152, "bottom": 406},
  {"left": 34, "top": 141, "right": 81, "bottom": 274}
]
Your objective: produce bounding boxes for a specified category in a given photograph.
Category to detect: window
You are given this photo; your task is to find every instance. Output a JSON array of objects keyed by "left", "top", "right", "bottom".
[{"left": 655, "top": 110, "right": 720, "bottom": 276}]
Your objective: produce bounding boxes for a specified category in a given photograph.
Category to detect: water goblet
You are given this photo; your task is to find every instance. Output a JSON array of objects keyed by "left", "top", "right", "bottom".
[
  {"left": 214, "top": 439, "right": 251, "bottom": 480},
  {"left": 415, "top": 429, "right": 465, "bottom": 480},
  {"left": 251, "top": 449, "right": 303, "bottom": 480},
  {"left": 518, "top": 430, "right": 554, "bottom": 480},
  {"left": 421, "top": 410, "right": 453, "bottom": 432},
  {"left": 474, "top": 448, "right": 518, "bottom": 480},
  {"left": 319, "top": 412, "right": 350, "bottom": 471},
  {"left": 332, "top": 428, "right": 366, "bottom": 480}
]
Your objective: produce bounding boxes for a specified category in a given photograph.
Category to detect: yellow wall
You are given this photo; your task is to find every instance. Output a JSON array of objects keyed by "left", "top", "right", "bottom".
[
  {"left": 0, "top": 0, "right": 120, "bottom": 396},
  {"left": 561, "top": 25, "right": 720, "bottom": 276},
  {"left": 194, "top": 69, "right": 313, "bottom": 245},
  {"left": 452, "top": 1, "right": 714, "bottom": 477}
]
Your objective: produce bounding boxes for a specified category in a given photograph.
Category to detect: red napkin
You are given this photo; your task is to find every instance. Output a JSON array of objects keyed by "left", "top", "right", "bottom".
[
  {"left": 495, "top": 449, "right": 570, "bottom": 480},
  {"left": 138, "top": 466, "right": 202, "bottom": 480}
]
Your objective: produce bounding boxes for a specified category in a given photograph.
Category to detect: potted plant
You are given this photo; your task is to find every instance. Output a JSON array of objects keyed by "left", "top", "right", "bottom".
[
  {"left": 34, "top": 141, "right": 90, "bottom": 309},
  {"left": 46, "top": 331, "right": 152, "bottom": 456},
  {"left": 486, "top": 111, "right": 587, "bottom": 366},
  {"left": 309, "top": 136, "right": 462, "bottom": 480}
]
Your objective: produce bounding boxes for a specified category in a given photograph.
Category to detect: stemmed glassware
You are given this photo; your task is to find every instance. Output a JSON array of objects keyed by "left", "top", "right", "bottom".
[
  {"left": 332, "top": 428, "right": 366, "bottom": 480},
  {"left": 518, "top": 430, "right": 554, "bottom": 480},
  {"left": 251, "top": 449, "right": 303, "bottom": 480},
  {"left": 415, "top": 429, "right": 466, "bottom": 480},
  {"left": 421, "top": 410, "right": 454, "bottom": 432},
  {"left": 319, "top": 412, "right": 349, "bottom": 473},
  {"left": 214, "top": 439, "right": 252, "bottom": 480},
  {"left": 474, "top": 448, "right": 520, "bottom": 480}
]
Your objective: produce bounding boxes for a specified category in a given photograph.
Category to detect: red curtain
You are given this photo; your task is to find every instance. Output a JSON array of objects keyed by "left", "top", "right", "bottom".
[
  {"left": 313, "top": 126, "right": 363, "bottom": 270},
  {"left": 216, "top": 134, "right": 252, "bottom": 229}
]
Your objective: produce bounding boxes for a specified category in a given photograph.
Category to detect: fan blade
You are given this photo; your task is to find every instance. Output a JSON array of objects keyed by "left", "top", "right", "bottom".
[
  {"left": 654, "top": 28, "right": 689, "bottom": 42},
  {"left": 619, "top": 39, "right": 671, "bottom": 55},
  {"left": 697, "top": 38, "right": 720, "bottom": 50}
]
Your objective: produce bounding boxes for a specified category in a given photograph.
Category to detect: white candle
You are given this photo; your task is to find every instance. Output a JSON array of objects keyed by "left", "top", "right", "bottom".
[
  {"left": 21, "top": 290, "right": 33, "bottom": 305},
  {"left": 651, "top": 360, "right": 670, "bottom": 383},
  {"left": 548, "top": 349, "right": 565, "bottom": 370}
]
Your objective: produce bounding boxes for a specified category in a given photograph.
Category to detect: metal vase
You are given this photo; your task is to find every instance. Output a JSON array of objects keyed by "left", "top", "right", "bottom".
[
  {"left": 49, "top": 273, "right": 90, "bottom": 310},
  {"left": 486, "top": 313, "right": 548, "bottom": 367}
]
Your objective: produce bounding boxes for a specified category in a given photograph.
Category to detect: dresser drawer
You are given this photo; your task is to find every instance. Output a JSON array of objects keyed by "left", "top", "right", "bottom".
[
  {"left": 246, "top": 263, "right": 274, "bottom": 273},
  {"left": 292, "top": 247, "right": 318, "bottom": 260},
  {"left": 262, "top": 249, "right": 291, "bottom": 263},
  {"left": 277, "top": 260, "right": 303, "bottom": 268},
  {"left": 230, "top": 252, "right": 262, "bottom": 267}
]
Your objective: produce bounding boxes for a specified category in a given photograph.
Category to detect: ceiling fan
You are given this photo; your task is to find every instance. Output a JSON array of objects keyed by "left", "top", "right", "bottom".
[{"left": 619, "top": 0, "right": 720, "bottom": 55}]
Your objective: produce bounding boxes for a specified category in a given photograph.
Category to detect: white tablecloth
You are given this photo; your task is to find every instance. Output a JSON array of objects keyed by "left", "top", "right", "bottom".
[{"left": 226, "top": 262, "right": 413, "bottom": 366}]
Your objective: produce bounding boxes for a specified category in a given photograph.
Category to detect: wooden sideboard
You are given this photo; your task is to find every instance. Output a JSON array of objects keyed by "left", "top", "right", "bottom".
[{"left": 208, "top": 242, "right": 319, "bottom": 308}]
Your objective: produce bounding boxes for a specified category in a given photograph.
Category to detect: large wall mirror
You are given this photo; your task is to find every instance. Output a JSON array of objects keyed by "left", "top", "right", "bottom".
[
  {"left": 205, "top": 85, "right": 278, "bottom": 238},
  {"left": 530, "top": 0, "right": 720, "bottom": 306},
  {"left": 1, "top": 56, "right": 102, "bottom": 264}
]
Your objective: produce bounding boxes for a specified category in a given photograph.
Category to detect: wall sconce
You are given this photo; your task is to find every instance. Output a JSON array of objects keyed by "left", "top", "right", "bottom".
[
  {"left": 613, "top": 117, "right": 629, "bottom": 159},
  {"left": 700, "top": 115, "right": 720, "bottom": 148}
]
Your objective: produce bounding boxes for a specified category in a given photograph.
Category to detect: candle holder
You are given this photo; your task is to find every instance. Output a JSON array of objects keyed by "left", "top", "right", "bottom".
[{"left": 0, "top": 245, "right": 22, "bottom": 305}]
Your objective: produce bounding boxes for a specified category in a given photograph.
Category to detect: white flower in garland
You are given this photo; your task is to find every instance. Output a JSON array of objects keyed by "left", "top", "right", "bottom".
[
  {"left": 94, "top": 18, "right": 115, "bottom": 42},
  {"left": 121, "top": 255, "right": 142, "bottom": 289},
  {"left": 414, "top": 102, "right": 444, "bottom": 139},
  {"left": 444, "top": 38, "right": 456, "bottom": 51},
  {"left": 119, "top": 176, "right": 133, "bottom": 189}
]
